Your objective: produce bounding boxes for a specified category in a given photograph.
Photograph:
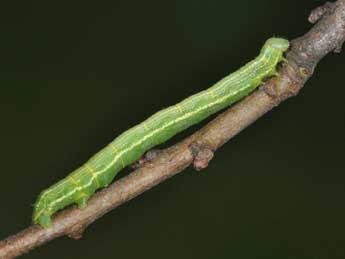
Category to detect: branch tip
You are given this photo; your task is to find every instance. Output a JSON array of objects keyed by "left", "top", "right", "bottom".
[{"left": 308, "top": 1, "right": 336, "bottom": 23}]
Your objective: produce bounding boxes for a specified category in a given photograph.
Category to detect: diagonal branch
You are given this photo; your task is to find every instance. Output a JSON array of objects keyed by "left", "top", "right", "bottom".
[{"left": 1, "top": 1, "right": 345, "bottom": 258}]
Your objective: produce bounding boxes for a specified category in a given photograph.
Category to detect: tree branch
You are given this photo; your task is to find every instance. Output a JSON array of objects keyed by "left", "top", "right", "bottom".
[{"left": 1, "top": 1, "right": 345, "bottom": 258}]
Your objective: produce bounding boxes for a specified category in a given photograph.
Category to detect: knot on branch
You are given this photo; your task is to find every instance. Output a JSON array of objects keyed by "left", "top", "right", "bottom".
[
  {"left": 67, "top": 223, "right": 87, "bottom": 240},
  {"left": 261, "top": 61, "right": 309, "bottom": 104},
  {"left": 189, "top": 143, "right": 214, "bottom": 171},
  {"left": 130, "top": 149, "right": 163, "bottom": 170}
]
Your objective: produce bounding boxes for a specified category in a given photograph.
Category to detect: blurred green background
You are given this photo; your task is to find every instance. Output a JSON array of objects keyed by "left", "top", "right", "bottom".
[{"left": 1, "top": 0, "right": 344, "bottom": 258}]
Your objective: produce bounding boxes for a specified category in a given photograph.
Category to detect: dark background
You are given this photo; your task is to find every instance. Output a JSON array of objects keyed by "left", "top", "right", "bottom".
[{"left": 1, "top": 0, "right": 344, "bottom": 258}]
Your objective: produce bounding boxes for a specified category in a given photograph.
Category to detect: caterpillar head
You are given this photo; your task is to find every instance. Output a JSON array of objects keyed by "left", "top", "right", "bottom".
[{"left": 264, "top": 37, "right": 290, "bottom": 52}]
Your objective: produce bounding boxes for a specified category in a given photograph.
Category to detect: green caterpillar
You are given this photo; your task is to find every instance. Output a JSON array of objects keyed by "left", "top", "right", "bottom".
[{"left": 33, "top": 37, "right": 289, "bottom": 228}]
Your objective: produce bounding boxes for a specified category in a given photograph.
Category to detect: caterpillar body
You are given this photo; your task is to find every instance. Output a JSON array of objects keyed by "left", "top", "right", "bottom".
[{"left": 33, "top": 37, "right": 289, "bottom": 227}]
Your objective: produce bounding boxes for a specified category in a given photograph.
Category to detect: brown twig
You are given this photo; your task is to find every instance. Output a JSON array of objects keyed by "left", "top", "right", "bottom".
[
  {"left": 308, "top": 1, "right": 336, "bottom": 24},
  {"left": 1, "top": 1, "right": 345, "bottom": 258}
]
